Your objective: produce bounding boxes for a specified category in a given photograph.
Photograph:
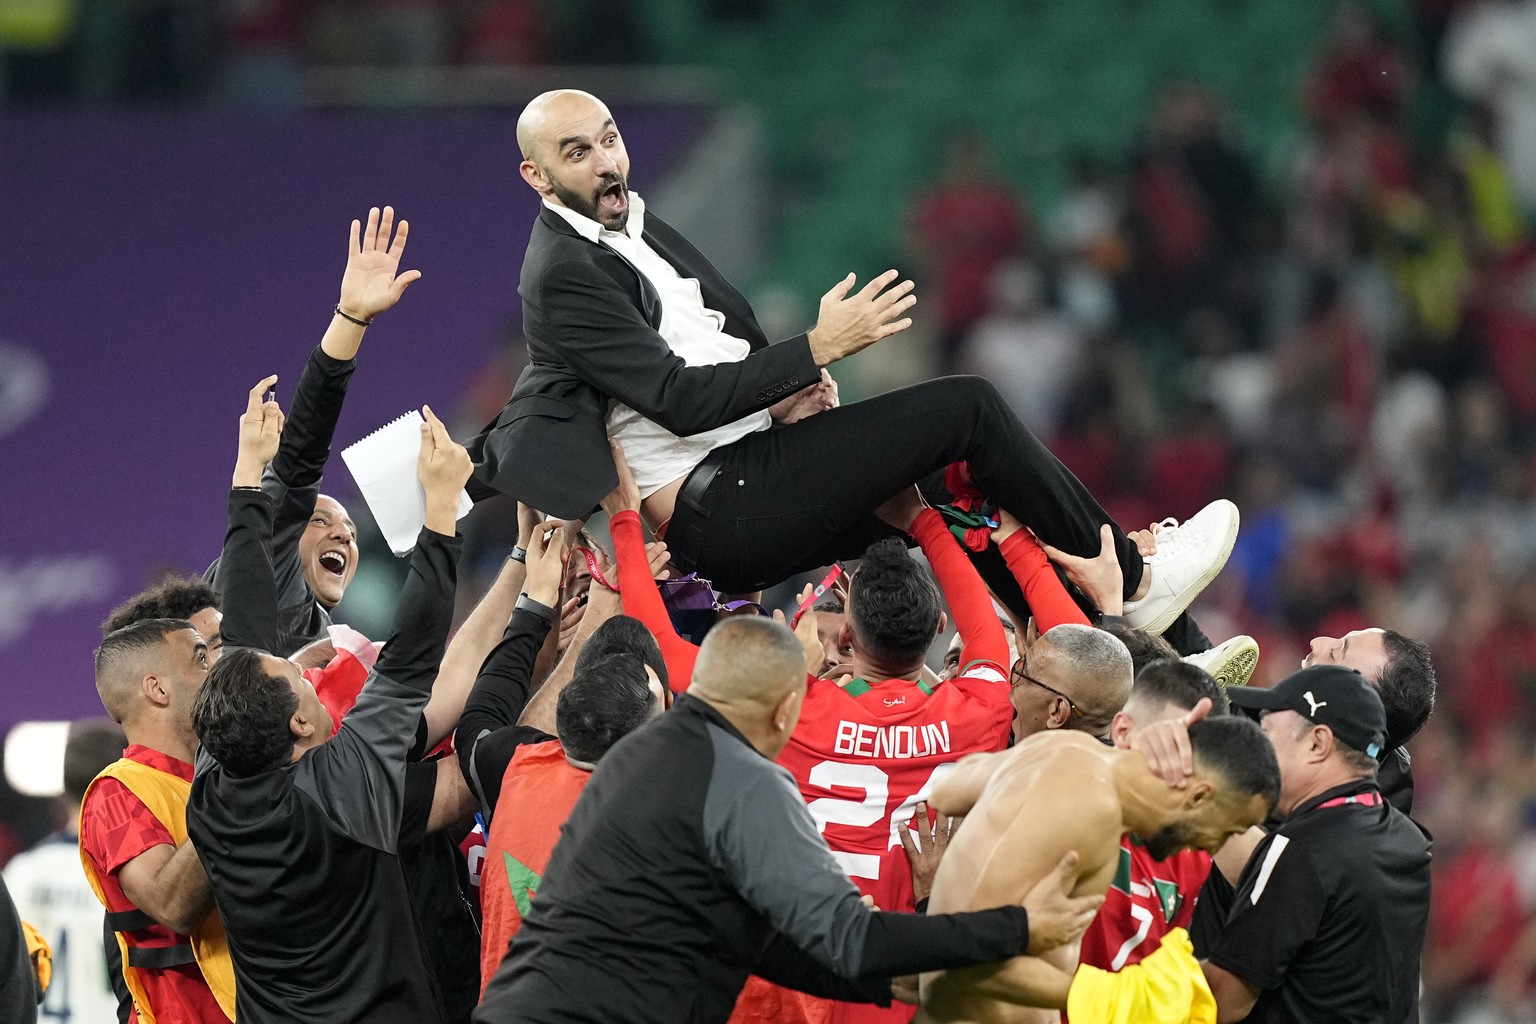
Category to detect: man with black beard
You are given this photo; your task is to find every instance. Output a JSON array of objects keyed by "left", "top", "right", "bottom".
[
  {"left": 467, "top": 89, "right": 1240, "bottom": 642},
  {"left": 914, "top": 717, "right": 1278, "bottom": 1023}
]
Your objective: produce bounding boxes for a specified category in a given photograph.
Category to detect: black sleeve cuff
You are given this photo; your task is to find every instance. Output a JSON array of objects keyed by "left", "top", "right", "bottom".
[{"left": 515, "top": 594, "right": 557, "bottom": 623}]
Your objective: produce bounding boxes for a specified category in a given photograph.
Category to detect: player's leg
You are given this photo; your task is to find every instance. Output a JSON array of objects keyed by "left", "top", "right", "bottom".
[{"left": 668, "top": 376, "right": 1231, "bottom": 628}]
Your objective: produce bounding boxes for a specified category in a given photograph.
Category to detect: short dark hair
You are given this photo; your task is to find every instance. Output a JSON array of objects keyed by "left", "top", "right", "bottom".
[
  {"left": 1100, "top": 620, "right": 1180, "bottom": 677},
  {"left": 192, "top": 648, "right": 297, "bottom": 777},
  {"left": 813, "top": 596, "right": 845, "bottom": 614},
  {"left": 557, "top": 652, "right": 655, "bottom": 763},
  {"left": 1189, "top": 716, "right": 1280, "bottom": 811},
  {"left": 849, "top": 539, "right": 942, "bottom": 664},
  {"left": 575, "top": 616, "right": 668, "bottom": 693},
  {"left": 63, "top": 720, "right": 126, "bottom": 803},
  {"left": 103, "top": 578, "right": 219, "bottom": 636},
  {"left": 93, "top": 618, "right": 195, "bottom": 723},
  {"left": 1375, "top": 630, "right": 1436, "bottom": 750},
  {"left": 1132, "top": 659, "right": 1229, "bottom": 717},
  {"left": 95, "top": 618, "right": 194, "bottom": 672}
]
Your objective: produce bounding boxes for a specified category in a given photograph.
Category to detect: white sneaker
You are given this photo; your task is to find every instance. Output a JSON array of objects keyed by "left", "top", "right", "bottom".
[
  {"left": 1184, "top": 635, "right": 1259, "bottom": 691},
  {"left": 1121, "top": 499, "right": 1240, "bottom": 634}
]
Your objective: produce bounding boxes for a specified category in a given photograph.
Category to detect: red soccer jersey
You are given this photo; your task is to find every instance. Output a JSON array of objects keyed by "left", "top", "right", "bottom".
[
  {"left": 782, "top": 672, "right": 1014, "bottom": 912},
  {"left": 78, "top": 745, "right": 233, "bottom": 1024},
  {"left": 734, "top": 670, "right": 1013, "bottom": 1024},
  {"left": 1078, "top": 836, "right": 1212, "bottom": 972}
]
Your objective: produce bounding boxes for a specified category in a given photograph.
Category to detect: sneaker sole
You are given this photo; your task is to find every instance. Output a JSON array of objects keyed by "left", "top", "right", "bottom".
[
  {"left": 1204, "top": 645, "right": 1259, "bottom": 690},
  {"left": 1138, "top": 501, "right": 1240, "bottom": 635}
]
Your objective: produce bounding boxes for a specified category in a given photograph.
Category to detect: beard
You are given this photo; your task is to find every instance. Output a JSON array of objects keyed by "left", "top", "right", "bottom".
[
  {"left": 549, "top": 170, "right": 629, "bottom": 232},
  {"left": 1142, "top": 823, "right": 1198, "bottom": 861}
]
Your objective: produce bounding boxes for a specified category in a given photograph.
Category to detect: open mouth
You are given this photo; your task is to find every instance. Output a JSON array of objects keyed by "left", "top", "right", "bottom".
[
  {"left": 598, "top": 181, "right": 628, "bottom": 215},
  {"left": 318, "top": 550, "right": 349, "bottom": 578}
]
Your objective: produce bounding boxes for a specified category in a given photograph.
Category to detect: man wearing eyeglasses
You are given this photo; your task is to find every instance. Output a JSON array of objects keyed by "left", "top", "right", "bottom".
[{"left": 1009, "top": 624, "right": 1133, "bottom": 744}]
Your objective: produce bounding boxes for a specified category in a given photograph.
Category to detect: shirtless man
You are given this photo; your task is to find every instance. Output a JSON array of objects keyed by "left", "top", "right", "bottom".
[{"left": 917, "top": 719, "right": 1279, "bottom": 1024}]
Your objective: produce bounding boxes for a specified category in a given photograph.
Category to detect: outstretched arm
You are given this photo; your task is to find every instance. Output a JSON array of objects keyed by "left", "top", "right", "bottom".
[
  {"left": 538, "top": 261, "right": 911, "bottom": 436},
  {"left": 876, "top": 487, "right": 1011, "bottom": 677},
  {"left": 263, "top": 209, "right": 422, "bottom": 649},
  {"left": 605, "top": 440, "right": 697, "bottom": 689},
  {"left": 517, "top": 581, "right": 620, "bottom": 736},
  {"left": 993, "top": 511, "right": 1095, "bottom": 630},
  {"left": 219, "top": 376, "right": 286, "bottom": 653},
  {"left": 417, "top": 507, "right": 537, "bottom": 748},
  {"left": 455, "top": 523, "right": 571, "bottom": 816},
  {"left": 299, "top": 408, "right": 469, "bottom": 850},
  {"left": 928, "top": 751, "right": 1010, "bottom": 817},
  {"left": 1038, "top": 522, "right": 1125, "bottom": 618}
]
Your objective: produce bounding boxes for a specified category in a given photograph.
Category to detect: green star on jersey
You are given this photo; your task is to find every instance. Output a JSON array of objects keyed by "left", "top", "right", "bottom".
[{"left": 1152, "top": 877, "right": 1183, "bottom": 923}]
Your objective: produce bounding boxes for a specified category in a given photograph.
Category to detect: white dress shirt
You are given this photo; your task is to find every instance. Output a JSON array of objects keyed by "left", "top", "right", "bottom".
[{"left": 543, "top": 195, "right": 773, "bottom": 496}]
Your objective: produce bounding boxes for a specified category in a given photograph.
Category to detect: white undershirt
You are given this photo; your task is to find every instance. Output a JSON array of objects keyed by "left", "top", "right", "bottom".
[{"left": 544, "top": 195, "right": 772, "bottom": 496}]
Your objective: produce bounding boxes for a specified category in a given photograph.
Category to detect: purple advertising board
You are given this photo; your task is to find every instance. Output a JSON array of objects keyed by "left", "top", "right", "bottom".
[{"left": 0, "top": 107, "right": 701, "bottom": 735}]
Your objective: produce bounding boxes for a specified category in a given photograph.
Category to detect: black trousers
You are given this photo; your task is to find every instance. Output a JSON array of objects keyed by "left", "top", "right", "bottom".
[{"left": 665, "top": 375, "right": 1146, "bottom": 598}]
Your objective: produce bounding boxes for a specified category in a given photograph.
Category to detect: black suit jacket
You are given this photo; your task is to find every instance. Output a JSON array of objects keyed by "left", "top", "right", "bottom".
[{"left": 467, "top": 205, "right": 821, "bottom": 518}]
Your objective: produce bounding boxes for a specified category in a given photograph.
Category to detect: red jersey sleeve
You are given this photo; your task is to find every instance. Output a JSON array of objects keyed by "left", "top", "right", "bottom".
[
  {"left": 79, "top": 778, "right": 177, "bottom": 877},
  {"left": 305, "top": 648, "right": 371, "bottom": 735},
  {"left": 612, "top": 509, "right": 698, "bottom": 691},
  {"left": 998, "top": 529, "right": 1090, "bottom": 631},
  {"left": 909, "top": 508, "right": 1010, "bottom": 676}
]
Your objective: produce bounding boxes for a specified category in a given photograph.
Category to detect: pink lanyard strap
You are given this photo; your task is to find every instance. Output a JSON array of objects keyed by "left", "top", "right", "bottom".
[
  {"left": 790, "top": 564, "right": 845, "bottom": 629},
  {"left": 1315, "top": 791, "right": 1383, "bottom": 810},
  {"left": 575, "top": 546, "right": 619, "bottom": 593}
]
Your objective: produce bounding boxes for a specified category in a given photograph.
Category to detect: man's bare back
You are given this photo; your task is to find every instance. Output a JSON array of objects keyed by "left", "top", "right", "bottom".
[{"left": 917, "top": 733, "right": 1132, "bottom": 1024}]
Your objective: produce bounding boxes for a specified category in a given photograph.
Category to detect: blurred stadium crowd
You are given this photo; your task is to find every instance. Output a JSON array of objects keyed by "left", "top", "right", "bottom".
[{"left": 6, "top": 0, "right": 1536, "bottom": 1020}]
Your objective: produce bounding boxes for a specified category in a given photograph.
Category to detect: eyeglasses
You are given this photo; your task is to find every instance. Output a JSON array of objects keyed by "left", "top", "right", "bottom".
[{"left": 1010, "top": 661, "right": 1084, "bottom": 719}]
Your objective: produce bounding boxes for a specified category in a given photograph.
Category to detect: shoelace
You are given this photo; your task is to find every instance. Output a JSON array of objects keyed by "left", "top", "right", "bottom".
[{"left": 1149, "top": 516, "right": 1202, "bottom": 562}]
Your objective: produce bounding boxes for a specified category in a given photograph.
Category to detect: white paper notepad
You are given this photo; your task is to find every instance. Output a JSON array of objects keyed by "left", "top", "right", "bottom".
[{"left": 341, "top": 410, "right": 473, "bottom": 555}]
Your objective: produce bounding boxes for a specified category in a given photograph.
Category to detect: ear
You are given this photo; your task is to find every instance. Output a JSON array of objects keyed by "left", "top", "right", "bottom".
[
  {"left": 774, "top": 688, "right": 802, "bottom": 733},
  {"left": 1110, "top": 711, "right": 1134, "bottom": 749},
  {"left": 289, "top": 710, "right": 316, "bottom": 743},
  {"left": 1308, "top": 725, "right": 1337, "bottom": 765},
  {"left": 520, "top": 159, "right": 552, "bottom": 196},
  {"left": 1181, "top": 777, "right": 1217, "bottom": 811},
  {"left": 1046, "top": 696, "right": 1071, "bottom": 730},
  {"left": 935, "top": 611, "right": 949, "bottom": 636},
  {"left": 140, "top": 673, "right": 171, "bottom": 709}
]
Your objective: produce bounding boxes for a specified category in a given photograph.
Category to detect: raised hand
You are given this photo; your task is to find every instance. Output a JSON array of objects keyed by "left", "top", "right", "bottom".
[
  {"left": 524, "top": 520, "right": 570, "bottom": 607},
  {"left": 896, "top": 801, "right": 960, "bottom": 905},
  {"left": 645, "top": 540, "right": 672, "bottom": 581},
  {"left": 1131, "top": 696, "right": 1212, "bottom": 789},
  {"left": 417, "top": 404, "right": 472, "bottom": 535},
  {"left": 807, "top": 270, "right": 916, "bottom": 366},
  {"left": 234, "top": 375, "right": 284, "bottom": 488},
  {"left": 600, "top": 438, "right": 642, "bottom": 517},
  {"left": 338, "top": 206, "right": 422, "bottom": 324},
  {"left": 1040, "top": 524, "right": 1125, "bottom": 616},
  {"left": 772, "top": 582, "right": 823, "bottom": 674}
]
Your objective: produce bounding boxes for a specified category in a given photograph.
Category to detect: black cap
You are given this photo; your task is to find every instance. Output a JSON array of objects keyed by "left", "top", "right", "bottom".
[{"left": 1226, "top": 665, "right": 1387, "bottom": 758}]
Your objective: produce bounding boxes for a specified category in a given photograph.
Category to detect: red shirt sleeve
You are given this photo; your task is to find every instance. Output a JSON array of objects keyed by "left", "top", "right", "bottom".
[
  {"left": 305, "top": 649, "right": 371, "bottom": 735},
  {"left": 612, "top": 509, "right": 698, "bottom": 692},
  {"left": 79, "top": 778, "right": 177, "bottom": 877},
  {"left": 909, "top": 508, "right": 1011, "bottom": 676},
  {"left": 998, "top": 530, "right": 1091, "bottom": 631}
]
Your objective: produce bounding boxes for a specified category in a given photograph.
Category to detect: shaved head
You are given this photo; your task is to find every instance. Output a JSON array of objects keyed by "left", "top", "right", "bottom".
[
  {"left": 1037, "top": 624, "right": 1134, "bottom": 734},
  {"left": 690, "top": 616, "right": 807, "bottom": 713},
  {"left": 517, "top": 89, "right": 611, "bottom": 161},
  {"left": 516, "top": 89, "right": 632, "bottom": 231}
]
